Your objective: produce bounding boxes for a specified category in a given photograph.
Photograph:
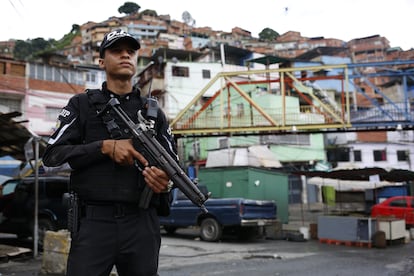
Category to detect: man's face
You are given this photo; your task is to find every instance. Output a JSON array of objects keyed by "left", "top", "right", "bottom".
[{"left": 99, "top": 40, "right": 138, "bottom": 80}]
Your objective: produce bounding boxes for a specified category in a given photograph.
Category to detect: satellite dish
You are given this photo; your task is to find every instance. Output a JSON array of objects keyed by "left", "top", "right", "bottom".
[
  {"left": 182, "top": 11, "right": 195, "bottom": 26},
  {"left": 182, "top": 11, "right": 192, "bottom": 24}
]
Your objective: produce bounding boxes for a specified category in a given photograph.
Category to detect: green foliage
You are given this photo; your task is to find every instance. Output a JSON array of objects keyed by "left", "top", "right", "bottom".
[
  {"left": 140, "top": 9, "right": 157, "bottom": 17},
  {"left": 258, "top": 28, "right": 280, "bottom": 41},
  {"left": 118, "top": 2, "right": 140, "bottom": 15},
  {"left": 13, "top": 40, "right": 32, "bottom": 61},
  {"left": 12, "top": 26, "right": 81, "bottom": 61}
]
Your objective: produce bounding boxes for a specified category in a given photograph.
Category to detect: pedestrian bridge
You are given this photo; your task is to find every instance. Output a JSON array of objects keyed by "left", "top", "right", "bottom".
[{"left": 170, "top": 60, "right": 414, "bottom": 137}]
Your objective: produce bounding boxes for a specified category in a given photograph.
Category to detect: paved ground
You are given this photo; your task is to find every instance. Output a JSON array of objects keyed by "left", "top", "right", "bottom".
[{"left": 1, "top": 203, "right": 408, "bottom": 275}]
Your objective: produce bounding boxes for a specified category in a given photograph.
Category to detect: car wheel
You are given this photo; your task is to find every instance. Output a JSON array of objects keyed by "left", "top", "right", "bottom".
[
  {"left": 200, "top": 218, "right": 222, "bottom": 242},
  {"left": 164, "top": 226, "right": 177, "bottom": 234}
]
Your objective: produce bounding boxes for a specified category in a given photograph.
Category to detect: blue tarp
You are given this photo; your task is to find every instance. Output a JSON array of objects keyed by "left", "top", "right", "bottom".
[{"left": 0, "top": 156, "right": 21, "bottom": 177}]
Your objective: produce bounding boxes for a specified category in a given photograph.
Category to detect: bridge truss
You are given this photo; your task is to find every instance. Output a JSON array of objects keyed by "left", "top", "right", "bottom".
[{"left": 170, "top": 60, "right": 414, "bottom": 138}]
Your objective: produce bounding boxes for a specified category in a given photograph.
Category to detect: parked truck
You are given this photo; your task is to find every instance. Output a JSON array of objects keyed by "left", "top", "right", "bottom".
[{"left": 159, "top": 186, "right": 278, "bottom": 242}]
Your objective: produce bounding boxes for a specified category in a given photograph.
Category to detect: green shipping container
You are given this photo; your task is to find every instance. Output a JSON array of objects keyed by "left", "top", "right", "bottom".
[{"left": 198, "top": 166, "right": 289, "bottom": 223}]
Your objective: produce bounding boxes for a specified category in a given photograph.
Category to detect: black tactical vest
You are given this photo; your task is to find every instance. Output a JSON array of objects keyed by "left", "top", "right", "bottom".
[{"left": 70, "top": 88, "right": 148, "bottom": 203}]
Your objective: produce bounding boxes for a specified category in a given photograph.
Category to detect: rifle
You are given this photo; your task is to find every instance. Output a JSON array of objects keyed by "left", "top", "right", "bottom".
[{"left": 99, "top": 98, "right": 209, "bottom": 213}]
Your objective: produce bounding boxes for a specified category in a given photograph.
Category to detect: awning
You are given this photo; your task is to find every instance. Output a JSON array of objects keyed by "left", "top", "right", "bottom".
[{"left": 294, "top": 167, "right": 414, "bottom": 182}]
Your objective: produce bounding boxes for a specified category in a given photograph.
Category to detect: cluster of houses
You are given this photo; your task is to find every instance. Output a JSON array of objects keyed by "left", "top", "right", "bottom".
[{"left": 0, "top": 8, "right": 413, "bottom": 214}]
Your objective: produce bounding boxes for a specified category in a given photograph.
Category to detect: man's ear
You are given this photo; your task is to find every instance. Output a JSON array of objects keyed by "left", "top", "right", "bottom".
[{"left": 98, "top": 58, "right": 105, "bottom": 69}]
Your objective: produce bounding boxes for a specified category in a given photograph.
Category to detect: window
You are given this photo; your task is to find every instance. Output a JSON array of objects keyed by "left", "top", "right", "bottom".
[
  {"left": 397, "top": 150, "right": 408, "bottom": 161},
  {"left": 29, "top": 63, "right": 84, "bottom": 85},
  {"left": 218, "top": 137, "right": 229, "bottom": 149},
  {"left": 373, "top": 150, "right": 387, "bottom": 161},
  {"left": 354, "top": 150, "right": 362, "bottom": 162},
  {"left": 45, "top": 107, "right": 62, "bottom": 121},
  {"left": 261, "top": 134, "right": 310, "bottom": 146},
  {"left": 86, "top": 72, "right": 96, "bottom": 82},
  {"left": 172, "top": 66, "right": 189, "bottom": 77},
  {"left": 202, "top": 69, "right": 211, "bottom": 79},
  {"left": 45, "top": 180, "right": 68, "bottom": 198},
  {"left": 327, "top": 147, "right": 350, "bottom": 162},
  {"left": 46, "top": 66, "right": 53, "bottom": 81},
  {"left": 36, "top": 64, "right": 44, "bottom": 79},
  {"left": 0, "top": 97, "right": 21, "bottom": 112},
  {"left": 1, "top": 180, "right": 19, "bottom": 195},
  {"left": 389, "top": 198, "right": 406, "bottom": 208}
]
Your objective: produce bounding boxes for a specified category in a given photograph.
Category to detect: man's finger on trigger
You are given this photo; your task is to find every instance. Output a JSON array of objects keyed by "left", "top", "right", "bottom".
[{"left": 134, "top": 151, "right": 148, "bottom": 166}]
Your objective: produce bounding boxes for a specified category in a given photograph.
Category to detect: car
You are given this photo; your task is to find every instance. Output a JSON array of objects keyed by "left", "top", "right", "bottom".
[
  {"left": 370, "top": 196, "right": 414, "bottom": 227},
  {"left": 0, "top": 175, "right": 11, "bottom": 185},
  {"left": 0, "top": 175, "right": 69, "bottom": 245}
]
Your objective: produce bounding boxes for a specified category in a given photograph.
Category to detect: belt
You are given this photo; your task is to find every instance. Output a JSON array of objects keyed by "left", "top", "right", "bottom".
[{"left": 83, "top": 203, "right": 141, "bottom": 219}]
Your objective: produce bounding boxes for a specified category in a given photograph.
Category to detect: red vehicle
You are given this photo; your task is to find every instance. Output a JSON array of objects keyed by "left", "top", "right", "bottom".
[{"left": 371, "top": 196, "right": 414, "bottom": 227}]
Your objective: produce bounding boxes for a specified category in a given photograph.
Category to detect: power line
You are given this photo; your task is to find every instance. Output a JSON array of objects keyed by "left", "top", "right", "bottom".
[{"left": 8, "top": 0, "right": 23, "bottom": 19}]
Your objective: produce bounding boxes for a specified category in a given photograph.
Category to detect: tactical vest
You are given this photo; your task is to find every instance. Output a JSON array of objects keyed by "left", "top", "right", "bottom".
[{"left": 70, "top": 88, "right": 148, "bottom": 203}]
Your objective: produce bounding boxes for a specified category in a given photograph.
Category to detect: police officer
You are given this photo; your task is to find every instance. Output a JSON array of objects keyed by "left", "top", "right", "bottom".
[{"left": 42, "top": 29, "right": 176, "bottom": 276}]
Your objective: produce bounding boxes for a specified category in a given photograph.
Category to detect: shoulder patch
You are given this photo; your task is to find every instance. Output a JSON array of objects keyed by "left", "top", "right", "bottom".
[{"left": 57, "top": 105, "right": 76, "bottom": 124}]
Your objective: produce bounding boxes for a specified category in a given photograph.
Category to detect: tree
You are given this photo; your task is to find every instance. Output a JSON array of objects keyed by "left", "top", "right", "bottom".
[
  {"left": 13, "top": 40, "right": 32, "bottom": 61},
  {"left": 13, "top": 38, "right": 55, "bottom": 61},
  {"left": 258, "top": 28, "right": 280, "bottom": 41},
  {"left": 118, "top": 2, "right": 140, "bottom": 15},
  {"left": 71, "top": 24, "right": 80, "bottom": 33}
]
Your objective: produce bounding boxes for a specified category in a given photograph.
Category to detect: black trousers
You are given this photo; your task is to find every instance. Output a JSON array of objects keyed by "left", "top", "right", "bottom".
[{"left": 66, "top": 204, "right": 161, "bottom": 276}]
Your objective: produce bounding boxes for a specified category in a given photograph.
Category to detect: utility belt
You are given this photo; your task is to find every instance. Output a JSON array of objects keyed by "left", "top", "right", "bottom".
[
  {"left": 82, "top": 202, "right": 142, "bottom": 219},
  {"left": 67, "top": 192, "right": 146, "bottom": 236}
]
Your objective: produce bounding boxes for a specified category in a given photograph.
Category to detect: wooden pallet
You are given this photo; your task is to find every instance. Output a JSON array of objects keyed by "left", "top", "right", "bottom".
[{"left": 319, "top": 238, "right": 372, "bottom": 248}]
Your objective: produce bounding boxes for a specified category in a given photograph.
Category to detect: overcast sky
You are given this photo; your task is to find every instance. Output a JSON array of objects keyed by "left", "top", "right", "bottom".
[{"left": 2, "top": 0, "right": 413, "bottom": 50}]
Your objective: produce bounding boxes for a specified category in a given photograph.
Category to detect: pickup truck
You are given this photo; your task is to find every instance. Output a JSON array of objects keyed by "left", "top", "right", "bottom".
[{"left": 159, "top": 186, "right": 278, "bottom": 242}]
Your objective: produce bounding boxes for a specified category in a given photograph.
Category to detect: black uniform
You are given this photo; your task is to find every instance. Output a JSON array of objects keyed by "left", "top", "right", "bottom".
[{"left": 43, "top": 82, "right": 177, "bottom": 276}]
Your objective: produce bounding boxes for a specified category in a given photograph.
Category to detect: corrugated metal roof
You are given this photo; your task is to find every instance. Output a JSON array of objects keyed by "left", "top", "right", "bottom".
[
  {"left": 0, "top": 112, "right": 44, "bottom": 161},
  {"left": 246, "top": 55, "right": 291, "bottom": 65}
]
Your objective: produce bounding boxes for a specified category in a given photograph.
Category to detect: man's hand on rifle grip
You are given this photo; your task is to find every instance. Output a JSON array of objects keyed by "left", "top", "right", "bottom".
[
  {"left": 101, "top": 139, "right": 170, "bottom": 193},
  {"left": 102, "top": 139, "right": 148, "bottom": 166}
]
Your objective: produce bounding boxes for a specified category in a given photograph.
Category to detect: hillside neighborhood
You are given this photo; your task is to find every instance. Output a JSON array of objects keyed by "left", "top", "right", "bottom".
[{"left": 0, "top": 5, "right": 413, "bottom": 216}]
